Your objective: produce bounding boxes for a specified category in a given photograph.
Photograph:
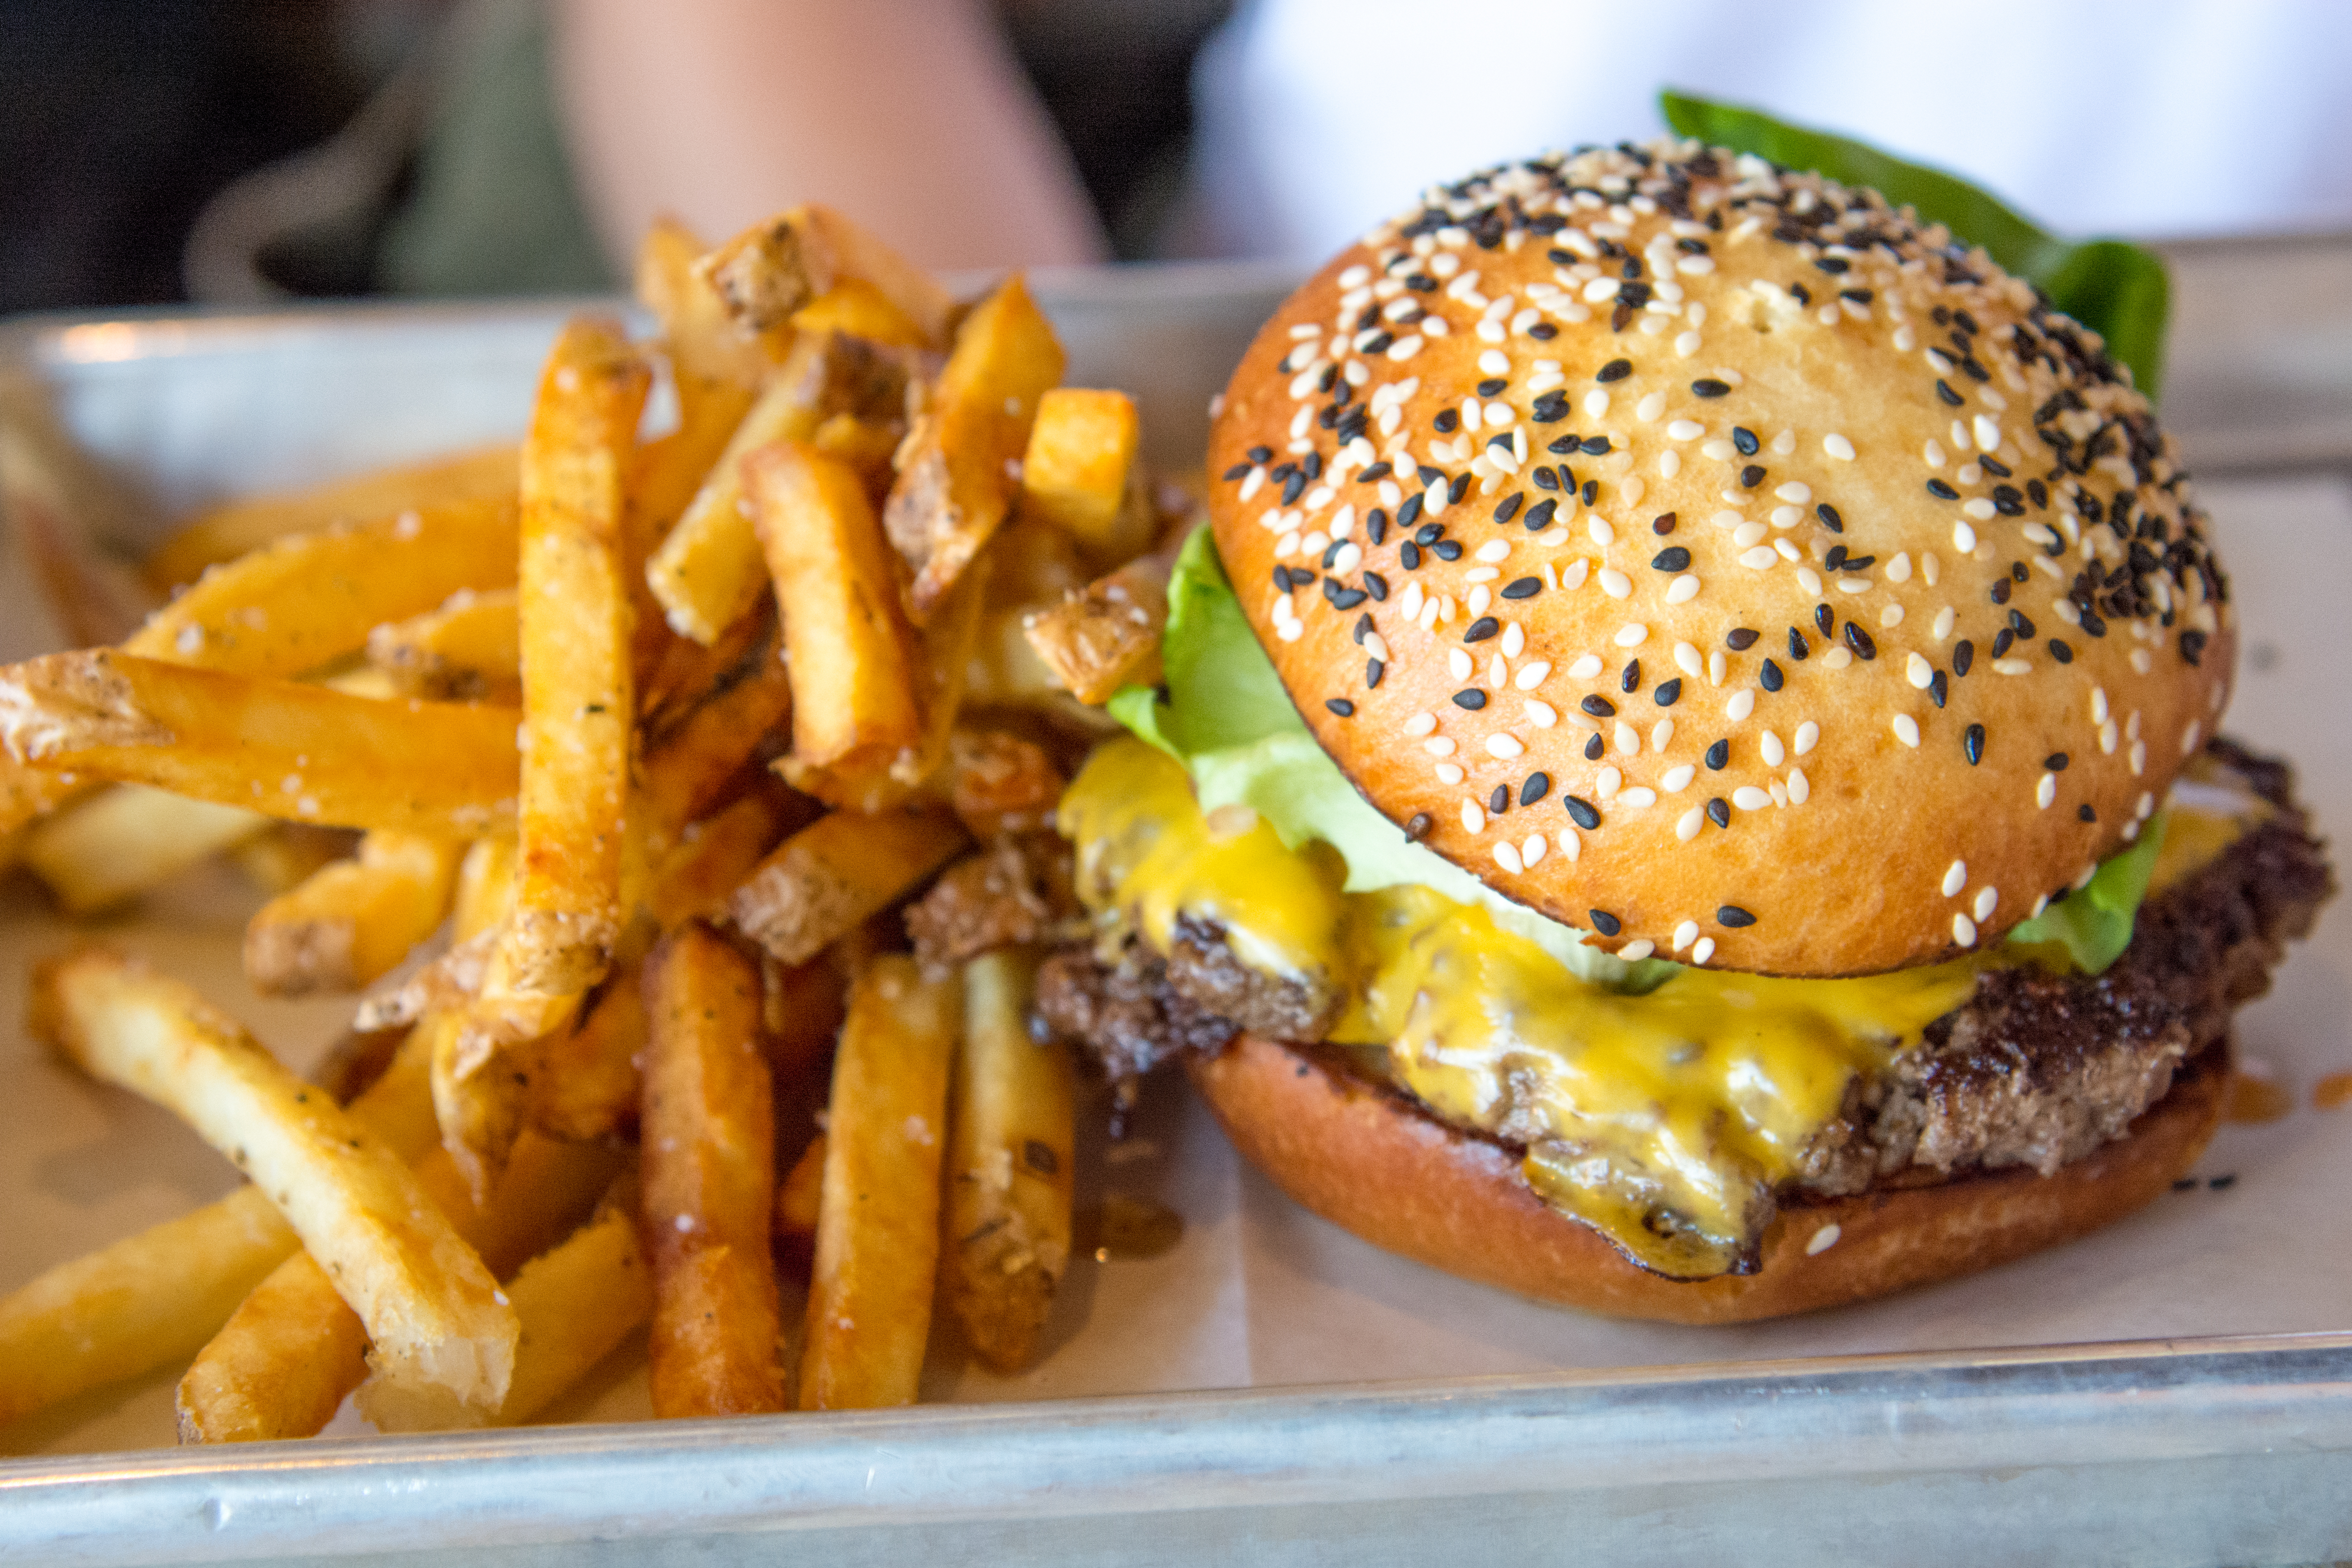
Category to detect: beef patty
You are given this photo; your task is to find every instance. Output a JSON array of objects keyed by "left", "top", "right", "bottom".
[{"left": 1036, "top": 737, "right": 2333, "bottom": 1192}]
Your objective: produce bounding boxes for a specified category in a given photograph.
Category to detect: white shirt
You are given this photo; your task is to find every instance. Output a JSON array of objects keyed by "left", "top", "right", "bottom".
[{"left": 1185, "top": 0, "right": 2352, "bottom": 260}]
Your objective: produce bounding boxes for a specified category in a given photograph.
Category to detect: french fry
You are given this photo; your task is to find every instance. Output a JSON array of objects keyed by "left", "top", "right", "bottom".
[
  {"left": 467, "top": 1174, "right": 650, "bottom": 1428},
  {"left": 130, "top": 497, "right": 520, "bottom": 679},
  {"left": 146, "top": 442, "right": 520, "bottom": 594},
  {"left": 228, "top": 823, "right": 357, "bottom": 896},
  {"left": 22, "top": 785, "right": 269, "bottom": 915},
  {"left": 699, "top": 203, "right": 955, "bottom": 350},
  {"left": 1020, "top": 550, "right": 1174, "bottom": 705},
  {"left": 946, "top": 729, "right": 1067, "bottom": 838},
  {"left": 728, "top": 803, "right": 969, "bottom": 966},
  {"left": 882, "top": 275, "right": 1066, "bottom": 621},
  {"left": 501, "top": 315, "right": 649, "bottom": 997},
  {"left": 637, "top": 608, "right": 795, "bottom": 843},
  {"left": 646, "top": 331, "right": 912, "bottom": 645},
  {"left": 0, "top": 1185, "right": 294, "bottom": 1429},
  {"left": 366, "top": 587, "right": 522, "bottom": 703},
  {"left": 243, "top": 831, "right": 464, "bottom": 996},
  {"left": 529, "top": 942, "right": 648, "bottom": 1143},
  {"left": 944, "top": 948, "right": 1074, "bottom": 1372},
  {"left": 0, "top": 651, "right": 519, "bottom": 836},
  {"left": 746, "top": 442, "right": 924, "bottom": 779},
  {"left": 29, "top": 953, "right": 516, "bottom": 1409},
  {"left": 799, "top": 955, "right": 959, "bottom": 1409},
  {"left": 641, "top": 924, "right": 783, "bottom": 1417},
  {"left": 647, "top": 791, "right": 793, "bottom": 930},
  {"left": 1018, "top": 388, "right": 1142, "bottom": 564},
  {"left": 190, "top": 1131, "right": 620, "bottom": 1442},
  {"left": 774, "top": 1133, "right": 827, "bottom": 1242},
  {"left": 636, "top": 217, "right": 771, "bottom": 418},
  {"left": 792, "top": 279, "right": 930, "bottom": 351}
]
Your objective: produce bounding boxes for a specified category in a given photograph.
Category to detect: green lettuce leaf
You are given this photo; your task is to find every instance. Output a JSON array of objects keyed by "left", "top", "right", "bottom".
[
  {"left": 1657, "top": 90, "right": 2170, "bottom": 400},
  {"left": 2004, "top": 814, "right": 2170, "bottom": 974},
  {"left": 1110, "top": 529, "right": 1679, "bottom": 992}
]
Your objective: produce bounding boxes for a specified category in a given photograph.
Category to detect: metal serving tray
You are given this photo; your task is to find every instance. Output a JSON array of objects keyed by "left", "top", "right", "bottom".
[{"left": 1, "top": 246, "right": 2349, "bottom": 1566}]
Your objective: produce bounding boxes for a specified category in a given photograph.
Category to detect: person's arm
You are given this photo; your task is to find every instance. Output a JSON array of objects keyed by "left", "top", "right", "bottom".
[{"left": 552, "top": 0, "right": 1107, "bottom": 273}]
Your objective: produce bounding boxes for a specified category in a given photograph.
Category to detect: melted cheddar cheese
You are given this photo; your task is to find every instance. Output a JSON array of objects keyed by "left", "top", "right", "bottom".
[{"left": 1062, "top": 738, "right": 2261, "bottom": 1278}]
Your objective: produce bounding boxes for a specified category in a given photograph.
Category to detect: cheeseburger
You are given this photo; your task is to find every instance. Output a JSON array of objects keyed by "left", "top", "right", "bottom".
[{"left": 1033, "top": 140, "right": 2333, "bottom": 1321}]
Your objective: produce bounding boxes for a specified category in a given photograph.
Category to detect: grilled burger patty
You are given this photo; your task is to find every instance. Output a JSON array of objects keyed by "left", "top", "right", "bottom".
[{"left": 1037, "top": 738, "right": 2332, "bottom": 1198}]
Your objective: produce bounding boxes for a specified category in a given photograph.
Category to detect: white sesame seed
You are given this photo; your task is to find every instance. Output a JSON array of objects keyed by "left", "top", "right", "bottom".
[
  {"left": 1364, "top": 632, "right": 1390, "bottom": 662},
  {"left": 2036, "top": 772, "right": 2057, "bottom": 808},
  {"left": 1932, "top": 607, "right": 1957, "bottom": 642},
  {"left": 1618, "top": 938, "right": 1656, "bottom": 960},
  {"left": 1770, "top": 428, "right": 1795, "bottom": 455},
  {"left": 1793, "top": 721, "right": 1819, "bottom": 756},
  {"left": 1516, "top": 660, "right": 1550, "bottom": 689},
  {"left": 2100, "top": 719, "right": 2119, "bottom": 754},
  {"left": 1568, "top": 653, "right": 1603, "bottom": 679},
  {"left": 1796, "top": 567, "right": 1823, "bottom": 596},
  {"left": 1760, "top": 730, "right": 1785, "bottom": 767},
  {"left": 1665, "top": 574, "right": 1700, "bottom": 605},
  {"left": 1277, "top": 621, "right": 1303, "bottom": 642},
  {"left": 1588, "top": 515, "right": 1615, "bottom": 547},
  {"left": 1823, "top": 433, "right": 1856, "bottom": 461},
  {"left": 1489, "top": 653, "right": 1508, "bottom": 686},
  {"left": 1477, "top": 348, "right": 1509, "bottom": 375},
  {"left": 1672, "top": 920, "right": 1700, "bottom": 950},
  {"left": 1993, "top": 657, "right": 2032, "bottom": 676},
  {"left": 1561, "top": 559, "right": 1589, "bottom": 589},
  {"left": 1448, "top": 648, "right": 1473, "bottom": 682},
  {"left": 1733, "top": 786, "right": 1771, "bottom": 811},
  {"left": 1674, "top": 642, "right": 1702, "bottom": 676},
  {"left": 1522, "top": 832, "right": 1548, "bottom": 866},
  {"left": 1887, "top": 552, "right": 1912, "bottom": 584},
  {"left": 1475, "top": 538, "right": 1511, "bottom": 563},
  {"left": 1464, "top": 800, "right": 1487, "bottom": 834},
  {"left": 1893, "top": 715, "right": 1921, "bottom": 748},
  {"left": 1651, "top": 719, "right": 1675, "bottom": 752},
  {"left": 1614, "top": 721, "right": 1638, "bottom": 755},
  {"left": 1879, "top": 604, "right": 1903, "bottom": 628},
  {"left": 1619, "top": 787, "right": 1657, "bottom": 808},
  {"left": 2130, "top": 739, "right": 2147, "bottom": 774},
  {"left": 1595, "top": 767, "right": 1622, "bottom": 799},
  {"left": 1425, "top": 737, "right": 1456, "bottom": 757},
  {"left": 1953, "top": 913, "right": 1978, "bottom": 947},
  {"left": 1636, "top": 391, "right": 1666, "bottom": 421},
  {"left": 1973, "top": 886, "right": 1999, "bottom": 922},
  {"left": 1435, "top": 762, "right": 1464, "bottom": 784},
  {"left": 1667, "top": 419, "right": 1704, "bottom": 441},
  {"left": 1770, "top": 506, "right": 1802, "bottom": 529},
  {"left": 1524, "top": 699, "right": 1559, "bottom": 727},
  {"left": 1614, "top": 623, "right": 1647, "bottom": 647},
  {"left": 1331, "top": 542, "right": 1362, "bottom": 576},
  {"left": 1487, "top": 733, "right": 1525, "bottom": 759},
  {"left": 1973, "top": 414, "right": 2002, "bottom": 452},
  {"left": 1709, "top": 649, "right": 1728, "bottom": 685},
  {"left": 1786, "top": 768, "right": 1809, "bottom": 804},
  {"left": 1963, "top": 498, "right": 1997, "bottom": 522},
  {"left": 1692, "top": 937, "right": 1716, "bottom": 964},
  {"left": 1658, "top": 449, "right": 1682, "bottom": 478},
  {"left": 1739, "top": 546, "right": 1779, "bottom": 570},
  {"left": 1387, "top": 335, "right": 1423, "bottom": 361},
  {"left": 1662, "top": 764, "right": 1696, "bottom": 791},
  {"left": 1822, "top": 646, "right": 1853, "bottom": 670},
  {"left": 1806, "top": 1223, "right": 1842, "bottom": 1256},
  {"left": 1905, "top": 652, "right": 1934, "bottom": 690},
  {"left": 1500, "top": 623, "right": 1525, "bottom": 657},
  {"left": 1835, "top": 576, "right": 1870, "bottom": 595},
  {"left": 1399, "top": 580, "right": 1425, "bottom": 619},
  {"left": 1599, "top": 568, "right": 1632, "bottom": 599},
  {"left": 1702, "top": 439, "right": 1735, "bottom": 462},
  {"left": 1733, "top": 521, "right": 1767, "bottom": 548},
  {"left": 1468, "top": 585, "right": 1492, "bottom": 615},
  {"left": 1405, "top": 711, "right": 1438, "bottom": 737},
  {"left": 1486, "top": 401, "right": 1516, "bottom": 428}
]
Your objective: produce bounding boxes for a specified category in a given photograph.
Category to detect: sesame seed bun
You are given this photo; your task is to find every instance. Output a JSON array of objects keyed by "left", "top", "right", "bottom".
[
  {"left": 1207, "top": 142, "right": 2233, "bottom": 976},
  {"left": 1191, "top": 1032, "right": 2223, "bottom": 1323}
]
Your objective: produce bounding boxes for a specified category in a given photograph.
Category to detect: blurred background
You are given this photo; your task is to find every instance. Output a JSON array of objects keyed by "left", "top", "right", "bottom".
[{"left": 5, "top": 0, "right": 2349, "bottom": 316}]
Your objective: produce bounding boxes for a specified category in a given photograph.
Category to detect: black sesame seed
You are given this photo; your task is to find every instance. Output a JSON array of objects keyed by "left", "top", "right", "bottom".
[
  {"left": 1449, "top": 474, "right": 1471, "bottom": 504},
  {"left": 1584, "top": 732, "right": 1605, "bottom": 760},
  {"left": 1843, "top": 622, "right": 1877, "bottom": 660},
  {"left": 1991, "top": 578, "right": 2013, "bottom": 605},
  {"left": 2049, "top": 638, "right": 2074, "bottom": 663},
  {"left": 1532, "top": 466, "right": 1560, "bottom": 493},
  {"left": 1404, "top": 811, "right": 1433, "bottom": 842},
  {"left": 1965, "top": 723, "right": 1986, "bottom": 765},
  {"left": 1620, "top": 660, "right": 1641, "bottom": 694},
  {"left": 1597, "top": 358, "right": 1632, "bottom": 383},
  {"left": 1814, "top": 604, "right": 1834, "bottom": 637},
  {"left": 1223, "top": 462, "right": 1253, "bottom": 481},
  {"left": 1815, "top": 502, "right": 1843, "bottom": 533},
  {"left": 1717, "top": 905, "right": 1757, "bottom": 928},
  {"left": 1326, "top": 585, "right": 1368, "bottom": 610},
  {"left": 2078, "top": 804, "right": 2097, "bottom": 823},
  {"left": 1397, "top": 492, "right": 1425, "bottom": 528},
  {"left": 2209, "top": 1174, "right": 2238, "bottom": 1191},
  {"left": 1247, "top": 445, "right": 1272, "bottom": 464},
  {"left": 1582, "top": 694, "right": 1617, "bottom": 718},
  {"left": 1529, "top": 322, "right": 1558, "bottom": 340},
  {"left": 1824, "top": 544, "right": 1849, "bottom": 572},
  {"left": 1814, "top": 256, "right": 1849, "bottom": 275},
  {"left": 1654, "top": 678, "right": 1682, "bottom": 707},
  {"left": 1463, "top": 615, "right": 1499, "bottom": 643},
  {"left": 1399, "top": 540, "right": 1422, "bottom": 570},
  {"left": 1926, "top": 478, "right": 1960, "bottom": 500},
  {"left": 1358, "top": 461, "right": 1392, "bottom": 485},
  {"left": 1524, "top": 498, "right": 1558, "bottom": 531},
  {"left": 1652, "top": 546, "right": 1691, "bottom": 571},
  {"left": 1325, "top": 699, "right": 1355, "bottom": 717},
  {"left": 1353, "top": 613, "right": 1373, "bottom": 644},
  {"left": 1434, "top": 409, "right": 1459, "bottom": 433},
  {"left": 1954, "top": 639, "right": 1975, "bottom": 677},
  {"left": 1366, "top": 509, "right": 1388, "bottom": 546},
  {"left": 1588, "top": 909, "right": 1622, "bottom": 937},
  {"left": 1992, "top": 627, "right": 2015, "bottom": 657},
  {"left": 1452, "top": 689, "right": 1487, "bottom": 710},
  {"left": 1547, "top": 434, "right": 1580, "bottom": 455},
  {"left": 1322, "top": 537, "right": 1346, "bottom": 569},
  {"left": 1530, "top": 392, "right": 1571, "bottom": 424},
  {"left": 1501, "top": 576, "right": 1542, "bottom": 600},
  {"left": 1935, "top": 379, "right": 1963, "bottom": 407},
  {"left": 1788, "top": 626, "right": 1810, "bottom": 660},
  {"left": 1489, "top": 783, "right": 1510, "bottom": 815},
  {"left": 1364, "top": 572, "right": 1388, "bottom": 601},
  {"left": 2047, "top": 752, "right": 2070, "bottom": 770},
  {"left": 1760, "top": 658, "right": 1784, "bottom": 692},
  {"left": 1493, "top": 492, "right": 1524, "bottom": 524},
  {"left": 1731, "top": 426, "right": 1760, "bottom": 456},
  {"left": 1414, "top": 522, "right": 1442, "bottom": 546},
  {"left": 1691, "top": 378, "right": 1731, "bottom": 398},
  {"left": 2009, "top": 609, "right": 2037, "bottom": 637},
  {"left": 1740, "top": 464, "right": 1766, "bottom": 489},
  {"left": 1564, "top": 796, "right": 1601, "bottom": 830},
  {"left": 1726, "top": 628, "right": 1759, "bottom": 651},
  {"left": 1477, "top": 378, "right": 1508, "bottom": 398},
  {"left": 1521, "top": 773, "right": 1551, "bottom": 807},
  {"left": 2012, "top": 561, "right": 2029, "bottom": 583},
  {"left": 1930, "top": 668, "right": 1948, "bottom": 708},
  {"left": 1580, "top": 436, "right": 1611, "bottom": 456},
  {"left": 1432, "top": 539, "right": 1463, "bottom": 561},
  {"left": 1706, "top": 797, "right": 1731, "bottom": 829},
  {"left": 1366, "top": 658, "right": 1385, "bottom": 687},
  {"left": 1653, "top": 512, "right": 1678, "bottom": 535},
  {"left": 2179, "top": 629, "right": 2208, "bottom": 666},
  {"left": 1705, "top": 739, "right": 1730, "bottom": 770}
]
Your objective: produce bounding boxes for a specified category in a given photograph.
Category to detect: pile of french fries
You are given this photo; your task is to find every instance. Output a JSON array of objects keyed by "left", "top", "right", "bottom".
[{"left": 0, "top": 204, "right": 1189, "bottom": 1439}]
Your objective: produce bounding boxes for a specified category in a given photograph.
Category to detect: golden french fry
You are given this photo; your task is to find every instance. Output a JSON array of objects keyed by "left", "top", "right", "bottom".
[
  {"left": 0, "top": 1185, "right": 293, "bottom": 1430},
  {"left": 774, "top": 1133, "right": 826, "bottom": 1242},
  {"left": 699, "top": 203, "right": 955, "bottom": 349},
  {"left": 145, "top": 443, "right": 520, "bottom": 594},
  {"left": 502, "top": 315, "right": 649, "bottom": 998},
  {"left": 366, "top": 587, "right": 522, "bottom": 703},
  {"left": 0, "top": 650, "right": 518, "bottom": 836},
  {"left": 30, "top": 950, "right": 518, "bottom": 1409},
  {"left": 646, "top": 331, "right": 911, "bottom": 645},
  {"left": 472, "top": 1176, "right": 650, "bottom": 1427},
  {"left": 746, "top": 441, "right": 924, "bottom": 779},
  {"left": 22, "top": 785, "right": 270, "bottom": 915},
  {"left": 944, "top": 948, "right": 1074, "bottom": 1372},
  {"left": 792, "top": 279, "right": 929, "bottom": 350},
  {"left": 946, "top": 729, "right": 1067, "bottom": 839},
  {"left": 642, "top": 924, "right": 783, "bottom": 1417},
  {"left": 0, "top": 758, "right": 76, "bottom": 848},
  {"left": 529, "top": 949, "right": 648, "bottom": 1143},
  {"left": 637, "top": 216, "right": 771, "bottom": 417},
  {"left": 882, "top": 275, "right": 1066, "bottom": 621},
  {"left": 638, "top": 609, "right": 795, "bottom": 843},
  {"left": 131, "top": 497, "right": 519, "bottom": 679},
  {"left": 243, "top": 831, "right": 464, "bottom": 996},
  {"left": 728, "top": 803, "right": 969, "bottom": 966},
  {"left": 1020, "top": 550, "right": 1173, "bottom": 705},
  {"left": 1018, "top": 388, "right": 1142, "bottom": 563},
  {"left": 228, "top": 823, "right": 356, "bottom": 897},
  {"left": 647, "top": 791, "right": 793, "bottom": 930},
  {"left": 800, "top": 955, "right": 959, "bottom": 1410}
]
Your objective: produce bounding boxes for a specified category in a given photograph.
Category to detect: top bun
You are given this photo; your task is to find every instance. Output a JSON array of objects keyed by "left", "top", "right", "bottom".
[{"left": 1207, "top": 141, "right": 2232, "bottom": 976}]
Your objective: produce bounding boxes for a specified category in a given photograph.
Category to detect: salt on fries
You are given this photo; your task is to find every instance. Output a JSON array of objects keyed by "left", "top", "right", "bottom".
[{"left": 1, "top": 199, "right": 1190, "bottom": 1444}]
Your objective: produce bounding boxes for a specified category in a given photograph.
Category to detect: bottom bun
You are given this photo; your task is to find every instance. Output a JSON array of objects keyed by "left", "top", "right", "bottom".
[{"left": 1188, "top": 1033, "right": 2224, "bottom": 1325}]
